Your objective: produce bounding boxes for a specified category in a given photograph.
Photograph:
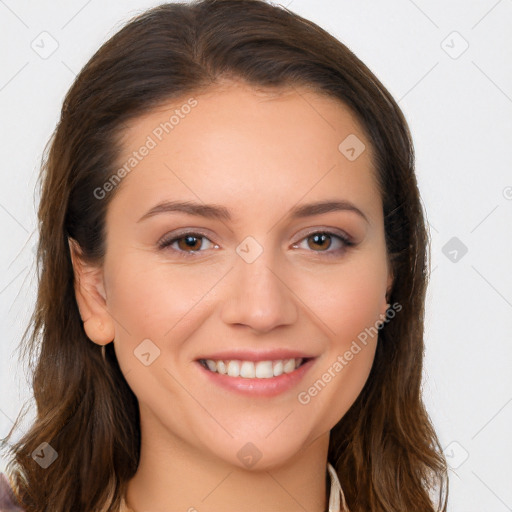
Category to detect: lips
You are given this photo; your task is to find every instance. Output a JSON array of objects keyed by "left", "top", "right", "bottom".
[
  {"left": 195, "top": 356, "right": 316, "bottom": 397},
  {"left": 195, "top": 349, "right": 316, "bottom": 362}
]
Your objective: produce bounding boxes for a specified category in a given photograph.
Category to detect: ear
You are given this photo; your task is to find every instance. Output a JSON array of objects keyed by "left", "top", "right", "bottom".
[{"left": 68, "top": 237, "right": 115, "bottom": 346}]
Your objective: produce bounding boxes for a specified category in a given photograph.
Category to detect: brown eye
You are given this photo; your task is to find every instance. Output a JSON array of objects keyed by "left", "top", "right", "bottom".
[
  {"left": 307, "top": 233, "right": 332, "bottom": 251},
  {"left": 292, "top": 230, "right": 354, "bottom": 256},
  {"left": 158, "top": 232, "right": 218, "bottom": 255},
  {"left": 176, "top": 235, "right": 203, "bottom": 251}
]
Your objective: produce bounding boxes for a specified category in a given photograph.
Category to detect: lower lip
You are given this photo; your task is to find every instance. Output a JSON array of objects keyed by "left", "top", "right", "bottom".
[{"left": 195, "top": 358, "right": 316, "bottom": 397}]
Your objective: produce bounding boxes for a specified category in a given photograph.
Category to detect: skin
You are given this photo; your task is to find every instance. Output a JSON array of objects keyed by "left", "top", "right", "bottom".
[{"left": 71, "top": 80, "right": 393, "bottom": 512}]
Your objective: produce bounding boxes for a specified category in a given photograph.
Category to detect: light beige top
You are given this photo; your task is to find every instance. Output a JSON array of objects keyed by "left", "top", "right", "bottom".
[{"left": 118, "top": 462, "right": 348, "bottom": 512}]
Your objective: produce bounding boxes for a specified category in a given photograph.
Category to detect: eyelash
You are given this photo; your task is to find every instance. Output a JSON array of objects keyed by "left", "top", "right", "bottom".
[{"left": 157, "top": 230, "right": 355, "bottom": 258}]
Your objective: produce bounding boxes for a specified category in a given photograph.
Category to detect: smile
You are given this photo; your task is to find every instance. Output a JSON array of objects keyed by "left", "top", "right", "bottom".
[
  {"left": 195, "top": 356, "right": 316, "bottom": 397},
  {"left": 198, "top": 357, "right": 307, "bottom": 378}
]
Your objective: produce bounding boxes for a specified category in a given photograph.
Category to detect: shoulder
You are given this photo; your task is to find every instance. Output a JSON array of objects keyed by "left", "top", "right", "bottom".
[{"left": 0, "top": 473, "right": 24, "bottom": 512}]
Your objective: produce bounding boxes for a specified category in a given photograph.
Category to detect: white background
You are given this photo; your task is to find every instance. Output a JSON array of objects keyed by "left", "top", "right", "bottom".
[{"left": 0, "top": 1, "right": 511, "bottom": 510}]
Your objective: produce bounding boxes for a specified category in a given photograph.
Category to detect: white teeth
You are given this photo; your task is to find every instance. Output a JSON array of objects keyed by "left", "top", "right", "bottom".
[
  {"left": 216, "top": 360, "right": 227, "bottom": 374},
  {"left": 201, "top": 357, "right": 304, "bottom": 378},
  {"left": 273, "top": 360, "right": 283, "bottom": 377},
  {"left": 255, "top": 361, "right": 273, "bottom": 379},
  {"left": 240, "top": 361, "right": 255, "bottom": 378},
  {"left": 283, "top": 358, "right": 296, "bottom": 374},
  {"left": 227, "top": 360, "right": 240, "bottom": 377}
]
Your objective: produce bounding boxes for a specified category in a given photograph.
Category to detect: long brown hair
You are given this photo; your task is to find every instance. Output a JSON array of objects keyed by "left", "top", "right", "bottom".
[{"left": 1, "top": 1, "right": 448, "bottom": 510}]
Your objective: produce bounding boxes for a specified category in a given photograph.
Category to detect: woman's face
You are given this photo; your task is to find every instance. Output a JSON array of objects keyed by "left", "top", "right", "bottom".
[{"left": 80, "top": 81, "right": 392, "bottom": 470}]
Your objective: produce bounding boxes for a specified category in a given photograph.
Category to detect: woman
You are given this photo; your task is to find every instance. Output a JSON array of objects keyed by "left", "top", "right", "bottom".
[{"left": 0, "top": 1, "right": 448, "bottom": 511}]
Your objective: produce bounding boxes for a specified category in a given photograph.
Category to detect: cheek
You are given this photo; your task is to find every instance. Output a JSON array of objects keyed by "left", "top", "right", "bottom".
[
  {"left": 104, "top": 255, "right": 219, "bottom": 402},
  {"left": 105, "top": 253, "right": 219, "bottom": 334},
  {"left": 292, "top": 255, "right": 388, "bottom": 345},
  {"left": 104, "top": 253, "right": 230, "bottom": 377},
  {"left": 294, "top": 260, "right": 385, "bottom": 427}
]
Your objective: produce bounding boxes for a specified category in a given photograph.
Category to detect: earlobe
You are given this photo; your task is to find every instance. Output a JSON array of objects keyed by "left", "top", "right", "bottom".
[
  {"left": 83, "top": 317, "right": 114, "bottom": 346},
  {"left": 68, "top": 237, "right": 115, "bottom": 346}
]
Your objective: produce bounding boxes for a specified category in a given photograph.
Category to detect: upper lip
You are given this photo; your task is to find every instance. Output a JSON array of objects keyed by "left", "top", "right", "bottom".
[{"left": 196, "top": 349, "right": 317, "bottom": 362}]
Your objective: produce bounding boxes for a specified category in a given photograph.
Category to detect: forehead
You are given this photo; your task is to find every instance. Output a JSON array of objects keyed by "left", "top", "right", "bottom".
[{"left": 110, "top": 81, "right": 382, "bottom": 226}]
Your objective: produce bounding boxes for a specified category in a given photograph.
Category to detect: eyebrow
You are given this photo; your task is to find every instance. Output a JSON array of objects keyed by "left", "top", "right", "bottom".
[{"left": 137, "top": 199, "right": 369, "bottom": 224}]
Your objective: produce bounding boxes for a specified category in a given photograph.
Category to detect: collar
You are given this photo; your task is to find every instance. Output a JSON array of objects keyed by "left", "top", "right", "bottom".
[{"left": 327, "top": 462, "right": 348, "bottom": 512}]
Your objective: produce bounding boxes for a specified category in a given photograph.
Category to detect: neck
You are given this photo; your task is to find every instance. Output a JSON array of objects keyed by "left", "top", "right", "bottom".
[{"left": 124, "top": 415, "right": 330, "bottom": 512}]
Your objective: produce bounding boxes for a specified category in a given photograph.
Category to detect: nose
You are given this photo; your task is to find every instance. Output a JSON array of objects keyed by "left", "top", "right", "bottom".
[{"left": 220, "top": 247, "right": 298, "bottom": 334}]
